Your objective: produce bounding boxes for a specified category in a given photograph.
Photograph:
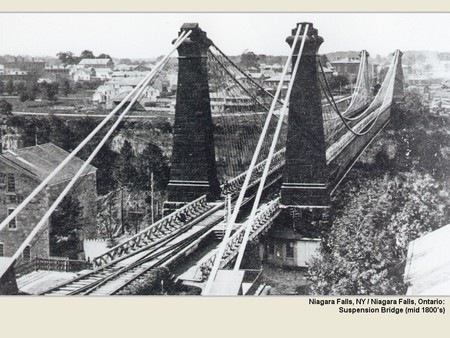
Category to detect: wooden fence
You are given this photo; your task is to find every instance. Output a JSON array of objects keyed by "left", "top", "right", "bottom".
[{"left": 15, "top": 257, "right": 92, "bottom": 277}]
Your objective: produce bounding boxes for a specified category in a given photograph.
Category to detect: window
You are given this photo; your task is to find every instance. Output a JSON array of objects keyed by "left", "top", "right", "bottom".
[
  {"left": 7, "top": 173, "right": 15, "bottom": 193},
  {"left": 286, "top": 242, "right": 294, "bottom": 258},
  {"left": 8, "top": 208, "right": 16, "bottom": 230},
  {"left": 0, "top": 243, "right": 3, "bottom": 257},
  {"left": 275, "top": 243, "right": 282, "bottom": 258},
  {"left": 8, "top": 195, "right": 22, "bottom": 204},
  {"left": 23, "top": 245, "right": 31, "bottom": 261},
  {"left": 0, "top": 173, "right": 5, "bottom": 191}
]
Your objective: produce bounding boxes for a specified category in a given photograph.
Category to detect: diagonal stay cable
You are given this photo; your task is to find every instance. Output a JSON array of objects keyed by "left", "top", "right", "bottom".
[
  {"left": 8, "top": 30, "right": 193, "bottom": 265},
  {"left": 234, "top": 23, "right": 310, "bottom": 271},
  {"left": 202, "top": 23, "right": 304, "bottom": 295},
  {"left": 0, "top": 31, "right": 190, "bottom": 234}
]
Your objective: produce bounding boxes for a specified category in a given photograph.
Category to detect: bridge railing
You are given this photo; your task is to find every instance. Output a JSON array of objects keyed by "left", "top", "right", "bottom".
[
  {"left": 199, "top": 198, "right": 280, "bottom": 280},
  {"left": 15, "top": 257, "right": 92, "bottom": 277},
  {"left": 223, "top": 149, "right": 286, "bottom": 196},
  {"left": 92, "top": 195, "right": 211, "bottom": 268}
]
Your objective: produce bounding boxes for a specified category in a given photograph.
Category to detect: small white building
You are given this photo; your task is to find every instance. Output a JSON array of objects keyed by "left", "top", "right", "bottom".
[{"left": 72, "top": 68, "right": 93, "bottom": 82}]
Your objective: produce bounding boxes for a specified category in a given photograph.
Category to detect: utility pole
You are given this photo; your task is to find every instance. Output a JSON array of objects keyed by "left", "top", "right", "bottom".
[
  {"left": 121, "top": 187, "right": 124, "bottom": 235},
  {"left": 151, "top": 171, "right": 155, "bottom": 224}
]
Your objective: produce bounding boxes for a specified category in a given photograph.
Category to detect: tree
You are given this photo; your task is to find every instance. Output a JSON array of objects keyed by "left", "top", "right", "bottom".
[
  {"left": 26, "top": 82, "right": 39, "bottom": 101},
  {"left": 5, "top": 80, "right": 14, "bottom": 95},
  {"left": 308, "top": 88, "right": 450, "bottom": 295},
  {"left": 50, "top": 195, "right": 85, "bottom": 259},
  {"left": 239, "top": 51, "right": 260, "bottom": 71},
  {"left": 48, "top": 115, "right": 74, "bottom": 151},
  {"left": 308, "top": 172, "right": 449, "bottom": 295},
  {"left": 97, "top": 53, "right": 112, "bottom": 60},
  {"left": 59, "top": 79, "right": 71, "bottom": 96},
  {"left": 328, "top": 74, "right": 350, "bottom": 92},
  {"left": 80, "top": 50, "right": 95, "bottom": 59},
  {"left": 135, "top": 142, "right": 170, "bottom": 191},
  {"left": 39, "top": 81, "right": 59, "bottom": 102},
  {"left": 93, "top": 144, "right": 119, "bottom": 195},
  {"left": 113, "top": 140, "right": 138, "bottom": 189},
  {"left": 15, "top": 81, "right": 28, "bottom": 102},
  {"left": 57, "top": 51, "right": 77, "bottom": 65},
  {"left": 0, "top": 99, "right": 12, "bottom": 116},
  {"left": 0, "top": 80, "right": 4, "bottom": 94}
]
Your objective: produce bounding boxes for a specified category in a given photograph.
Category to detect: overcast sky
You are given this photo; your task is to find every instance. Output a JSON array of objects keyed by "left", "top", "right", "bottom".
[{"left": 0, "top": 13, "right": 449, "bottom": 59}]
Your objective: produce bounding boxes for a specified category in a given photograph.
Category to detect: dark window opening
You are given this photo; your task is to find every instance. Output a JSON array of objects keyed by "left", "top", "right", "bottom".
[
  {"left": 286, "top": 242, "right": 294, "bottom": 258},
  {"left": 7, "top": 173, "right": 15, "bottom": 192},
  {"left": 8, "top": 208, "right": 16, "bottom": 230},
  {"left": 23, "top": 246, "right": 31, "bottom": 261}
]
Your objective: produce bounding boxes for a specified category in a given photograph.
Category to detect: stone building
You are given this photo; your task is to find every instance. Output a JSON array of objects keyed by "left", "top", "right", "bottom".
[
  {"left": 0, "top": 143, "right": 97, "bottom": 262},
  {"left": 330, "top": 57, "right": 361, "bottom": 83}
]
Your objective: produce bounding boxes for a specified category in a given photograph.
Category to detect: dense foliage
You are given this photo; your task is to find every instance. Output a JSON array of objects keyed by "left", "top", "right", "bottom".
[
  {"left": 4, "top": 115, "right": 171, "bottom": 197},
  {"left": 49, "top": 195, "right": 84, "bottom": 259},
  {"left": 308, "top": 89, "right": 450, "bottom": 295}
]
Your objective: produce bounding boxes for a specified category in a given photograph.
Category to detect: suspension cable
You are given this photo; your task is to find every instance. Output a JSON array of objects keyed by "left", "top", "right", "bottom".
[
  {"left": 26, "top": 55, "right": 170, "bottom": 248},
  {"left": 320, "top": 52, "right": 370, "bottom": 122},
  {"left": 202, "top": 24, "right": 304, "bottom": 295},
  {"left": 234, "top": 24, "right": 310, "bottom": 271},
  {"left": 211, "top": 43, "right": 284, "bottom": 106},
  {"left": 208, "top": 50, "right": 269, "bottom": 112},
  {"left": 0, "top": 31, "right": 190, "bottom": 235},
  {"left": 8, "top": 30, "right": 192, "bottom": 264},
  {"left": 318, "top": 59, "right": 379, "bottom": 137}
]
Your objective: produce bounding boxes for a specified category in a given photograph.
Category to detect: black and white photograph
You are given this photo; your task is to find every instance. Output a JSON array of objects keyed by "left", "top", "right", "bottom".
[{"left": 0, "top": 12, "right": 449, "bottom": 297}]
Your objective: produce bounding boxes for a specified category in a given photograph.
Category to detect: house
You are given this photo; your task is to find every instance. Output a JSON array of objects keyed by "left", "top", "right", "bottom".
[
  {"left": 111, "top": 86, "right": 161, "bottom": 110},
  {"left": 264, "top": 73, "right": 291, "bottom": 97},
  {"left": 78, "top": 58, "right": 114, "bottom": 69},
  {"left": 44, "top": 65, "right": 70, "bottom": 81},
  {"left": 2, "top": 59, "right": 46, "bottom": 77},
  {"left": 330, "top": 57, "right": 361, "bottom": 83},
  {"left": 92, "top": 84, "right": 117, "bottom": 104},
  {"left": 0, "top": 69, "right": 30, "bottom": 84},
  {"left": 72, "top": 68, "right": 94, "bottom": 82},
  {"left": 0, "top": 143, "right": 97, "bottom": 263},
  {"left": 210, "top": 92, "right": 257, "bottom": 114}
]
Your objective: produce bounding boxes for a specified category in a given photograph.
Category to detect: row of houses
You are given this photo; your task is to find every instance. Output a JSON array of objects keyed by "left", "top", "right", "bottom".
[{"left": 0, "top": 58, "right": 158, "bottom": 85}]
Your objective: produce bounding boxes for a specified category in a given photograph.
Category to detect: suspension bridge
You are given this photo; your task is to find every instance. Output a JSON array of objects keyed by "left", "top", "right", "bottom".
[{"left": 0, "top": 22, "right": 404, "bottom": 295}]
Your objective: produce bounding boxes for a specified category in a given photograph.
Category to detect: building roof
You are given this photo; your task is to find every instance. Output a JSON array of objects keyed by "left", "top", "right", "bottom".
[
  {"left": 1, "top": 143, "right": 96, "bottom": 186},
  {"left": 94, "top": 68, "right": 112, "bottom": 73},
  {"left": 74, "top": 68, "right": 91, "bottom": 75},
  {"left": 79, "top": 58, "right": 112, "bottom": 66},
  {"left": 265, "top": 73, "right": 292, "bottom": 83},
  {"left": 404, "top": 223, "right": 450, "bottom": 295},
  {"left": 109, "top": 77, "right": 146, "bottom": 87},
  {"left": 331, "top": 57, "right": 361, "bottom": 64}
]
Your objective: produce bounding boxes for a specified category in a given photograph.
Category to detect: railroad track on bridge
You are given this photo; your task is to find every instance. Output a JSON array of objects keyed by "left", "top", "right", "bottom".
[
  {"left": 38, "top": 142, "right": 286, "bottom": 296},
  {"left": 41, "top": 202, "right": 225, "bottom": 295}
]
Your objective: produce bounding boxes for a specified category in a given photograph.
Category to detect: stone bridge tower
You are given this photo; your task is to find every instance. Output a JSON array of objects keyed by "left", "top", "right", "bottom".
[{"left": 165, "top": 23, "right": 220, "bottom": 212}]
